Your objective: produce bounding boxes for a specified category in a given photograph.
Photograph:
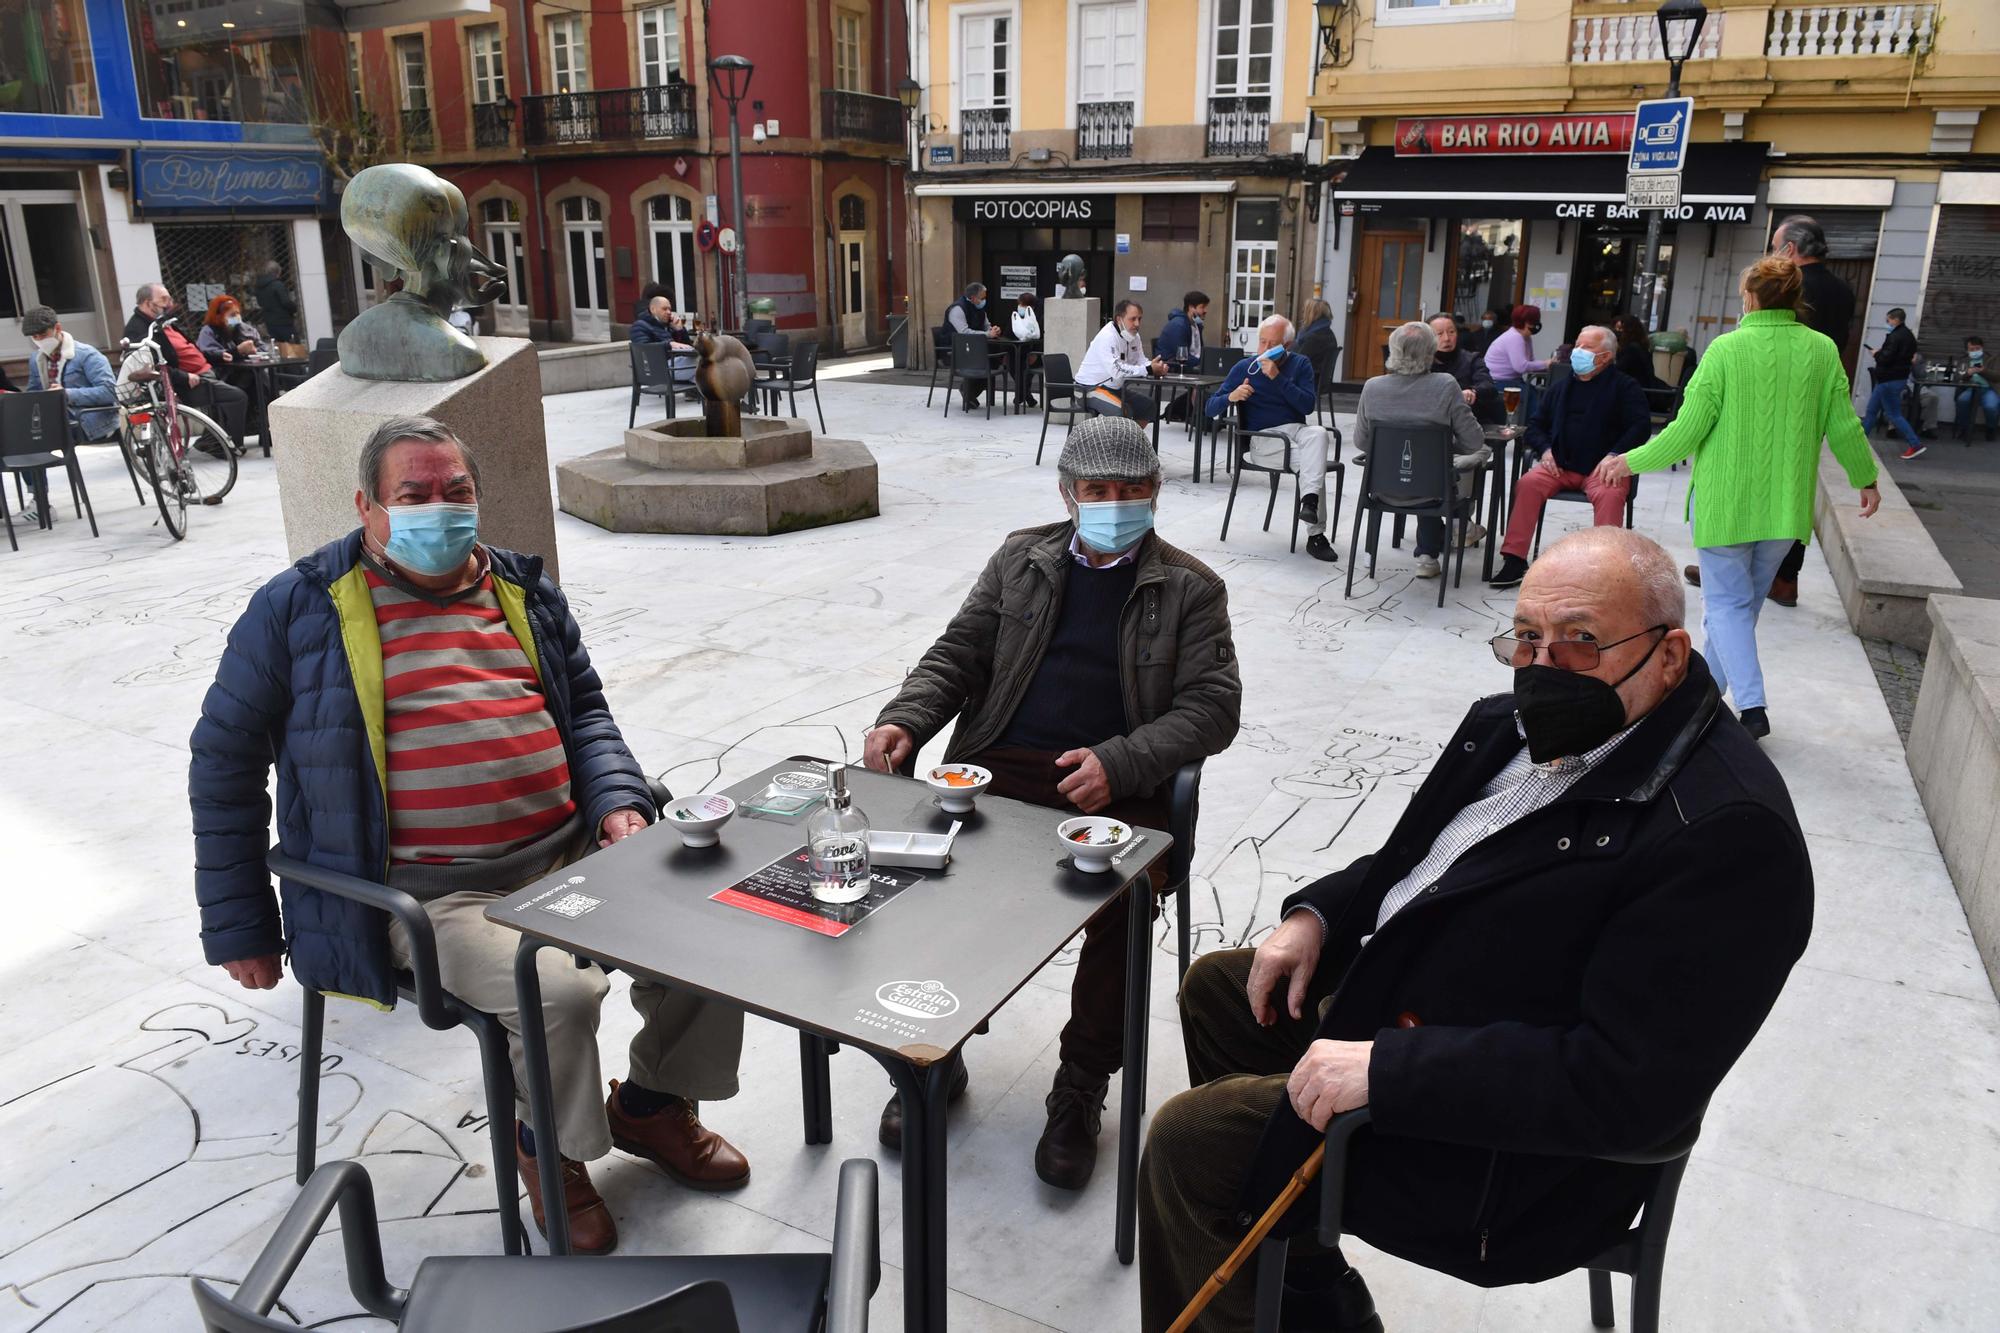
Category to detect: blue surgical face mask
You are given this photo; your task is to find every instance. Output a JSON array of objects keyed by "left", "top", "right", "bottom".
[
  {"left": 1971, "top": 349, "right": 1985, "bottom": 365},
  {"left": 1072, "top": 497, "right": 1155, "bottom": 554},
  {"left": 381, "top": 501, "right": 480, "bottom": 576},
  {"left": 1570, "top": 347, "right": 1598, "bottom": 377},
  {"left": 1481, "top": 318, "right": 1495, "bottom": 330}
]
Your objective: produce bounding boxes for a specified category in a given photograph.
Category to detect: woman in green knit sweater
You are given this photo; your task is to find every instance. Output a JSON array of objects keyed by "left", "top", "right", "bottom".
[{"left": 1594, "top": 256, "right": 1879, "bottom": 739}]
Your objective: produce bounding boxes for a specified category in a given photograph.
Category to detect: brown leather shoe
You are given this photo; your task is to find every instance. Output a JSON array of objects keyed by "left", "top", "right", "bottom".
[
  {"left": 1683, "top": 564, "right": 1702, "bottom": 589},
  {"left": 605, "top": 1080, "right": 750, "bottom": 1191},
  {"left": 1767, "top": 576, "right": 1799, "bottom": 607},
  {"left": 1034, "top": 1063, "right": 1110, "bottom": 1191},
  {"left": 515, "top": 1131, "right": 617, "bottom": 1255}
]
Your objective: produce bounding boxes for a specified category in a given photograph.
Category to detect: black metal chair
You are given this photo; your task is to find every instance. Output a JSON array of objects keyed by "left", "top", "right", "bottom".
[
  {"left": 1219, "top": 404, "right": 1342, "bottom": 556},
  {"left": 191, "top": 1156, "right": 877, "bottom": 1332},
  {"left": 1034, "top": 352, "right": 1088, "bottom": 465},
  {"left": 926, "top": 325, "right": 954, "bottom": 409},
  {"left": 275, "top": 785, "right": 671, "bottom": 1257},
  {"left": 629, "top": 341, "right": 690, "bottom": 428},
  {"left": 307, "top": 338, "right": 339, "bottom": 377},
  {"left": 1532, "top": 473, "right": 1640, "bottom": 558},
  {"left": 1, "top": 388, "right": 100, "bottom": 551},
  {"left": 945, "top": 331, "right": 1005, "bottom": 420},
  {"left": 1252, "top": 1107, "right": 1703, "bottom": 1333},
  {"left": 1165, "top": 759, "right": 1203, "bottom": 982},
  {"left": 1202, "top": 345, "right": 1246, "bottom": 377},
  {"left": 1346, "top": 421, "right": 1471, "bottom": 606},
  {"left": 761, "top": 341, "right": 825, "bottom": 433}
]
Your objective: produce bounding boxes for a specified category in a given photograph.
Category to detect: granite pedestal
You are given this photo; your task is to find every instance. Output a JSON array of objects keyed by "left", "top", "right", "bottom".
[
  {"left": 558, "top": 415, "right": 879, "bottom": 536},
  {"left": 1044, "top": 297, "right": 1101, "bottom": 382},
  {"left": 267, "top": 336, "right": 560, "bottom": 579}
]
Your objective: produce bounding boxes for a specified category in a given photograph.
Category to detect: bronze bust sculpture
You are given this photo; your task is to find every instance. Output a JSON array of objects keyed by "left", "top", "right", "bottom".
[
  {"left": 1055, "top": 253, "right": 1087, "bottom": 297},
  {"left": 337, "top": 163, "right": 506, "bottom": 382},
  {"left": 693, "top": 331, "right": 757, "bottom": 437}
]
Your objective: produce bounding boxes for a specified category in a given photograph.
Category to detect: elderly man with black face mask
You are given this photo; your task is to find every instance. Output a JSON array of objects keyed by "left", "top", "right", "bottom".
[
  {"left": 863, "top": 414, "right": 1241, "bottom": 1194},
  {"left": 1139, "top": 527, "right": 1811, "bottom": 1333}
]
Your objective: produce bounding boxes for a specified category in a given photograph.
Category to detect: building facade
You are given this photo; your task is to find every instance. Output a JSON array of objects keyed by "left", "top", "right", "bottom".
[
  {"left": 908, "top": 0, "right": 1322, "bottom": 358},
  {"left": 1307, "top": 0, "right": 2000, "bottom": 410},
  {"left": 348, "top": 0, "right": 912, "bottom": 349}
]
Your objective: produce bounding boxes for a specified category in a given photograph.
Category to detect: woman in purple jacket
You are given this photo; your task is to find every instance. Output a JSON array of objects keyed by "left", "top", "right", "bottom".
[{"left": 1482, "top": 303, "right": 1549, "bottom": 391}]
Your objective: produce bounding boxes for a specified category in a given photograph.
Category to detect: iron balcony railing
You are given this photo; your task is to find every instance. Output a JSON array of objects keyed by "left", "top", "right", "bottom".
[
  {"left": 472, "top": 99, "right": 514, "bottom": 149},
  {"left": 960, "top": 106, "right": 1011, "bottom": 164},
  {"left": 400, "top": 107, "right": 434, "bottom": 153},
  {"left": 1205, "top": 94, "right": 1270, "bottom": 157},
  {"left": 522, "top": 82, "right": 696, "bottom": 147},
  {"left": 823, "top": 88, "right": 905, "bottom": 144},
  {"left": 1076, "top": 100, "right": 1134, "bottom": 159}
]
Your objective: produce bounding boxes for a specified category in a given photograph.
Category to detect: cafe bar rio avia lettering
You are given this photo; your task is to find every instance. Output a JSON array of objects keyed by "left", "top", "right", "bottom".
[{"left": 1394, "top": 114, "right": 1636, "bottom": 157}]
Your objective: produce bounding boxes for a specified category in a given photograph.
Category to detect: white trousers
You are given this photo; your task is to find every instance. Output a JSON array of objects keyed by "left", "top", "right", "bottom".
[{"left": 1243, "top": 422, "right": 1331, "bottom": 535}]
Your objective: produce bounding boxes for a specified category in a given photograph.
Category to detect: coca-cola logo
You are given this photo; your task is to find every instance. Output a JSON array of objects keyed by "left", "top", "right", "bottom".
[{"left": 875, "top": 979, "right": 960, "bottom": 1019}]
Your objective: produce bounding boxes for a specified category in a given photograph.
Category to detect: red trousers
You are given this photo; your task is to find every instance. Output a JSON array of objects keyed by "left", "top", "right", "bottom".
[{"left": 1501, "top": 462, "right": 1630, "bottom": 559}]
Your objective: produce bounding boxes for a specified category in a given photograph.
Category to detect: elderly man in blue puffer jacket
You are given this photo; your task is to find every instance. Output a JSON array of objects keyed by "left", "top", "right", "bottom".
[
  {"left": 22, "top": 305, "right": 120, "bottom": 442},
  {"left": 189, "top": 415, "right": 751, "bottom": 1256}
]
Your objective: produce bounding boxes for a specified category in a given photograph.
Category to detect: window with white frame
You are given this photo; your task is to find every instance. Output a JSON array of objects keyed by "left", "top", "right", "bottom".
[
  {"left": 549, "top": 15, "right": 589, "bottom": 95},
  {"left": 394, "top": 35, "right": 429, "bottom": 112},
  {"left": 834, "top": 9, "right": 865, "bottom": 92},
  {"left": 638, "top": 4, "right": 681, "bottom": 86},
  {"left": 959, "top": 12, "right": 1011, "bottom": 114},
  {"left": 468, "top": 25, "right": 505, "bottom": 104},
  {"left": 346, "top": 36, "right": 363, "bottom": 120},
  {"left": 1376, "top": 0, "right": 1515, "bottom": 26},
  {"left": 1078, "top": 1, "right": 1139, "bottom": 106},
  {"left": 1211, "top": 0, "right": 1273, "bottom": 97}
]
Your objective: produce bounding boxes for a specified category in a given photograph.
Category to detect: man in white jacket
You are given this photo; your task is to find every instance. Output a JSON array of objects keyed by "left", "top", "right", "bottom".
[{"left": 1076, "top": 299, "right": 1166, "bottom": 424}]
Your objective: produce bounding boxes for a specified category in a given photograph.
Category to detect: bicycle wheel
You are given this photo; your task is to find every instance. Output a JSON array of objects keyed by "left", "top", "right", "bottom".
[
  {"left": 145, "top": 419, "right": 188, "bottom": 541},
  {"left": 177, "top": 407, "right": 238, "bottom": 504}
]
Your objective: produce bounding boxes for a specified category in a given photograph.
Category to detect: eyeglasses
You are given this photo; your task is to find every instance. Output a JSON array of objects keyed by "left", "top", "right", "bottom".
[{"left": 1489, "top": 625, "right": 1668, "bottom": 671}]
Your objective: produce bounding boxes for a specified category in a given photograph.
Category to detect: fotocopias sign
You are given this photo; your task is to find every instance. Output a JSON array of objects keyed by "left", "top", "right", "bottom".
[{"left": 1393, "top": 115, "right": 1635, "bottom": 157}]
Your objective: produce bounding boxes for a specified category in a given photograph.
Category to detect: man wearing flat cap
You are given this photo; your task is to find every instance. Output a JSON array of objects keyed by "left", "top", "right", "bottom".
[{"left": 864, "top": 415, "right": 1242, "bottom": 1190}]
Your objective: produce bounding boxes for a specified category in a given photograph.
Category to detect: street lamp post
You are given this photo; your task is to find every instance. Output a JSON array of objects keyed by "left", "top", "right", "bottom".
[
  {"left": 709, "top": 54, "right": 754, "bottom": 330},
  {"left": 1636, "top": 0, "right": 1707, "bottom": 327},
  {"left": 897, "top": 76, "right": 923, "bottom": 367}
]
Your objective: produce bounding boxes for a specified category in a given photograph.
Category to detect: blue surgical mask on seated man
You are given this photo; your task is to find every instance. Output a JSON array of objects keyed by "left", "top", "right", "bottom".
[
  {"left": 382, "top": 502, "right": 480, "bottom": 575},
  {"left": 1570, "top": 347, "right": 1599, "bottom": 377},
  {"left": 1481, "top": 318, "right": 1495, "bottom": 330},
  {"left": 1073, "top": 497, "right": 1155, "bottom": 554}
]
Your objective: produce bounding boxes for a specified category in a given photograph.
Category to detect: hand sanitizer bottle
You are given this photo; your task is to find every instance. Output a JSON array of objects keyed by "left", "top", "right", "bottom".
[{"left": 808, "top": 765, "right": 871, "bottom": 904}]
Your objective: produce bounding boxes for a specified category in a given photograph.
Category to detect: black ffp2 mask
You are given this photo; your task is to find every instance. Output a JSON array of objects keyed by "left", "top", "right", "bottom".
[{"left": 1511, "top": 631, "right": 1664, "bottom": 763}]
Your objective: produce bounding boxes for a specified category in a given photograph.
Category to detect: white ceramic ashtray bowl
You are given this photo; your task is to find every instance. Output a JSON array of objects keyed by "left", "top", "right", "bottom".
[
  {"left": 1057, "top": 816, "right": 1135, "bottom": 873},
  {"left": 662, "top": 793, "right": 736, "bottom": 847},
  {"left": 925, "top": 763, "right": 993, "bottom": 814}
]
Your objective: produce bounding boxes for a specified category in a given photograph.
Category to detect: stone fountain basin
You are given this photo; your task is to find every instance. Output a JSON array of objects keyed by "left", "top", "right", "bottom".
[{"left": 625, "top": 416, "right": 813, "bottom": 471}]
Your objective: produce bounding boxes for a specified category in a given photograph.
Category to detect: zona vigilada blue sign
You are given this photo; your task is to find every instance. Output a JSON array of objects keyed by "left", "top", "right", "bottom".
[{"left": 132, "top": 149, "right": 327, "bottom": 212}]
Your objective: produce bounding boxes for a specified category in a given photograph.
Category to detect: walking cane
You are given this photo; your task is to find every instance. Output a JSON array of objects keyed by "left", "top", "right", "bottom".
[{"left": 1165, "top": 1143, "right": 1325, "bottom": 1333}]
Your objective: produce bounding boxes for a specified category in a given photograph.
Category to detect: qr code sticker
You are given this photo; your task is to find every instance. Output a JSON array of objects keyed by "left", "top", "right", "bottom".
[{"left": 542, "top": 891, "right": 603, "bottom": 919}]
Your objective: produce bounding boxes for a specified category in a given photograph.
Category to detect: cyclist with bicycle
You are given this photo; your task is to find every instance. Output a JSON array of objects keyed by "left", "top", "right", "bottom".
[{"left": 125, "top": 283, "right": 248, "bottom": 456}]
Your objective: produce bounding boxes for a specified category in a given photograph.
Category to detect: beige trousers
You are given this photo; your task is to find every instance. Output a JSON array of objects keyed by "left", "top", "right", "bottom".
[{"left": 389, "top": 889, "right": 745, "bottom": 1161}]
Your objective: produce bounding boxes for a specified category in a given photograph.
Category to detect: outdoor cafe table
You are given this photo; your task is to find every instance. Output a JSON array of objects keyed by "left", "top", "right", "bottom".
[
  {"left": 1119, "top": 371, "right": 1225, "bottom": 477},
  {"left": 485, "top": 757, "right": 1171, "bottom": 1332}
]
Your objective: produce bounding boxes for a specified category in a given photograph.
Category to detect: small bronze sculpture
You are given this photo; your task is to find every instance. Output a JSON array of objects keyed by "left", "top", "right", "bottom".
[
  {"left": 1055, "top": 253, "right": 1087, "bottom": 298},
  {"left": 336, "top": 163, "right": 506, "bottom": 382},
  {"left": 694, "top": 331, "right": 757, "bottom": 437}
]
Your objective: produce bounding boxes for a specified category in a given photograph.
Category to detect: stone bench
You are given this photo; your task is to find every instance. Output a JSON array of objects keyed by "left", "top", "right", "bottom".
[
  {"left": 538, "top": 342, "right": 632, "bottom": 395},
  {"left": 1905, "top": 596, "right": 2000, "bottom": 998},
  {"left": 1813, "top": 451, "right": 1962, "bottom": 650}
]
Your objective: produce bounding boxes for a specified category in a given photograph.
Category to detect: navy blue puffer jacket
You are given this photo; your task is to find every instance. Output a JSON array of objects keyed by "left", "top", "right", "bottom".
[{"left": 189, "top": 531, "right": 653, "bottom": 1006}]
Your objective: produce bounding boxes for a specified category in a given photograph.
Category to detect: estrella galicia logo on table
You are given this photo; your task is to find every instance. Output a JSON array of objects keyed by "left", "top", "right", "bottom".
[{"left": 876, "top": 979, "right": 960, "bottom": 1019}]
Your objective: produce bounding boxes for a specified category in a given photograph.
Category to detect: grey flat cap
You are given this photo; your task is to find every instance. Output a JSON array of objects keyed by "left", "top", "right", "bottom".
[{"left": 1058, "top": 414, "right": 1160, "bottom": 483}]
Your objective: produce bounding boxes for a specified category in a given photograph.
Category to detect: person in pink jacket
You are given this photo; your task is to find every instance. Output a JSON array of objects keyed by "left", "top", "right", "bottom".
[{"left": 1483, "top": 303, "right": 1549, "bottom": 389}]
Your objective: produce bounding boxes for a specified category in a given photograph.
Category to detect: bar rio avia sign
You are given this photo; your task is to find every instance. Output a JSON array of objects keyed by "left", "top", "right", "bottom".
[
  {"left": 953, "top": 194, "right": 1117, "bottom": 223},
  {"left": 1394, "top": 115, "right": 1635, "bottom": 157}
]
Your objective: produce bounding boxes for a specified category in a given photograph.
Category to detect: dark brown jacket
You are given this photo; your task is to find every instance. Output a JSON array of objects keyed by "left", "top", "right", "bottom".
[{"left": 874, "top": 522, "right": 1241, "bottom": 798}]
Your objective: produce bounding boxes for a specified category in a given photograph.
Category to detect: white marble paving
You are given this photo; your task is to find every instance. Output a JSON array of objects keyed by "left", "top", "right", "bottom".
[{"left": 0, "top": 375, "right": 1995, "bottom": 1330}]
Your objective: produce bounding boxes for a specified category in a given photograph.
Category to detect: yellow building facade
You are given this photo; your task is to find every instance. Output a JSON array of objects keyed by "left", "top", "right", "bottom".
[
  {"left": 906, "top": 0, "right": 1328, "bottom": 359},
  {"left": 1307, "top": 0, "right": 2000, "bottom": 403}
]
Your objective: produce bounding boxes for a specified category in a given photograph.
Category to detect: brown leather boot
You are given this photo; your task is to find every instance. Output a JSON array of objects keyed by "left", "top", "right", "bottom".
[
  {"left": 605, "top": 1080, "right": 750, "bottom": 1191},
  {"left": 1767, "top": 576, "right": 1799, "bottom": 607},
  {"left": 1034, "top": 1062, "right": 1110, "bottom": 1191},
  {"left": 515, "top": 1131, "right": 617, "bottom": 1255}
]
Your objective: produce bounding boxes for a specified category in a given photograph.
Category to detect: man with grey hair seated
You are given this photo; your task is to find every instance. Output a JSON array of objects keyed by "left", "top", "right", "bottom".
[
  {"left": 1204, "top": 312, "right": 1341, "bottom": 561},
  {"left": 190, "top": 416, "right": 752, "bottom": 1257},
  {"left": 946, "top": 280, "right": 1004, "bottom": 412},
  {"left": 1141, "top": 527, "right": 1811, "bottom": 1333},
  {"left": 1352, "top": 320, "right": 1490, "bottom": 578},
  {"left": 865, "top": 414, "right": 1241, "bottom": 1191},
  {"left": 1490, "top": 323, "right": 1652, "bottom": 589}
]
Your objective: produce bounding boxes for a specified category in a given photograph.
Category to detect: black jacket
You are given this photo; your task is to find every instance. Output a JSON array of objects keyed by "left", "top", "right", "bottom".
[
  {"left": 1242, "top": 656, "right": 1812, "bottom": 1288},
  {"left": 1432, "top": 347, "right": 1500, "bottom": 423},
  {"left": 1872, "top": 323, "right": 1917, "bottom": 382},
  {"left": 1798, "top": 263, "right": 1855, "bottom": 355},
  {"left": 255, "top": 274, "right": 299, "bottom": 341},
  {"left": 1296, "top": 318, "right": 1342, "bottom": 389},
  {"left": 1525, "top": 365, "right": 1651, "bottom": 474}
]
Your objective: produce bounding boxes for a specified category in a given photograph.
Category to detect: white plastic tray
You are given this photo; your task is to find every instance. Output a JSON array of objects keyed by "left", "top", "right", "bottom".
[{"left": 867, "top": 821, "right": 961, "bottom": 870}]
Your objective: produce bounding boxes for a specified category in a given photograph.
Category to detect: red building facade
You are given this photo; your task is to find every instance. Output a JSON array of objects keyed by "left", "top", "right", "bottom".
[{"left": 348, "top": 0, "right": 910, "bottom": 349}]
